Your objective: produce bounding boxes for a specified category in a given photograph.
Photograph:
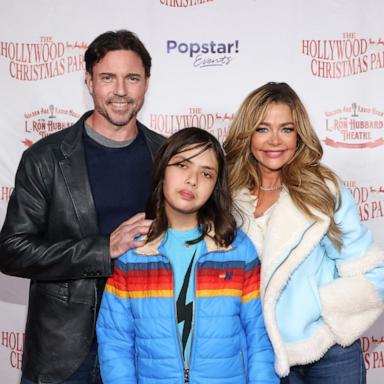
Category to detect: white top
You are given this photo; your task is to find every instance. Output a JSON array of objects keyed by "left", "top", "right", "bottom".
[{"left": 233, "top": 187, "right": 285, "bottom": 259}]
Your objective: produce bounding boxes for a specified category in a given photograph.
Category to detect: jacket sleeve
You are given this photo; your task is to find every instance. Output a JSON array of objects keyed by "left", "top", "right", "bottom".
[
  {"left": 0, "top": 150, "right": 111, "bottom": 280},
  {"left": 319, "top": 184, "right": 384, "bottom": 346},
  {"left": 240, "top": 239, "right": 279, "bottom": 383},
  {"left": 97, "top": 258, "right": 136, "bottom": 384}
]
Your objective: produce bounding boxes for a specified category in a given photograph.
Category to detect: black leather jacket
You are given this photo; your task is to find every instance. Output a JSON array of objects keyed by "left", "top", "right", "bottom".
[{"left": 0, "top": 111, "right": 165, "bottom": 383}]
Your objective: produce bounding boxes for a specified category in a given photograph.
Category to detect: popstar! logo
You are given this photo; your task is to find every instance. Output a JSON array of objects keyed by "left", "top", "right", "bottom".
[
  {"left": 345, "top": 180, "right": 384, "bottom": 222},
  {"left": 361, "top": 335, "right": 384, "bottom": 370},
  {"left": 1, "top": 331, "right": 24, "bottom": 370},
  {"left": 22, "top": 105, "right": 81, "bottom": 147},
  {"left": 166, "top": 40, "right": 239, "bottom": 68},
  {"left": 149, "top": 107, "right": 233, "bottom": 143},
  {"left": 160, "top": 0, "right": 214, "bottom": 7},
  {"left": 323, "top": 103, "right": 384, "bottom": 149},
  {"left": 301, "top": 32, "right": 384, "bottom": 78},
  {"left": 0, "top": 36, "right": 86, "bottom": 81}
]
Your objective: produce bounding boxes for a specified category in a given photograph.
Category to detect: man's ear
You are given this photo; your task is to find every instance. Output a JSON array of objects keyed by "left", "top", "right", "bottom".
[{"left": 85, "top": 72, "right": 93, "bottom": 95}]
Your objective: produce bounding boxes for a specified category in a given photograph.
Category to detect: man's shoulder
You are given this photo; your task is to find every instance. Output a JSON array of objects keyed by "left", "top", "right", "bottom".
[
  {"left": 25, "top": 112, "right": 90, "bottom": 157},
  {"left": 137, "top": 121, "right": 166, "bottom": 146}
]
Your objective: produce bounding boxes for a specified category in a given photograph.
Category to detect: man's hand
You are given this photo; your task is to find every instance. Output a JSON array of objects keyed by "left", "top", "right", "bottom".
[{"left": 109, "top": 212, "right": 152, "bottom": 259}]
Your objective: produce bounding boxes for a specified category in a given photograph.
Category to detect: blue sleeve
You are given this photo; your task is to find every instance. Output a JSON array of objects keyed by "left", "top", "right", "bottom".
[
  {"left": 240, "top": 237, "right": 279, "bottom": 383},
  {"left": 319, "top": 184, "right": 384, "bottom": 346},
  {"left": 322, "top": 184, "right": 384, "bottom": 291},
  {"left": 96, "top": 259, "right": 136, "bottom": 384}
]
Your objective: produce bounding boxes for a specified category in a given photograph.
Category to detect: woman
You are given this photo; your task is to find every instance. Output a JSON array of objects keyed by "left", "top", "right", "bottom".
[
  {"left": 224, "top": 82, "right": 384, "bottom": 383},
  {"left": 97, "top": 127, "right": 278, "bottom": 383}
]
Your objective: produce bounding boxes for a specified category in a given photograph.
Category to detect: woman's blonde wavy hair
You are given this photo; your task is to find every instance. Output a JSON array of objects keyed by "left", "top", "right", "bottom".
[{"left": 224, "top": 82, "right": 342, "bottom": 249}]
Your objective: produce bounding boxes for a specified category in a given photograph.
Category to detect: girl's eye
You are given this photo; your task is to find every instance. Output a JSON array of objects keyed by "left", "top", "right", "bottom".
[
  {"left": 177, "top": 162, "right": 187, "bottom": 169},
  {"left": 202, "top": 172, "right": 212, "bottom": 179}
]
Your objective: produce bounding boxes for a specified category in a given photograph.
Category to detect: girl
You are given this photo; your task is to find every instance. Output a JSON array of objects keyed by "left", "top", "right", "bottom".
[
  {"left": 224, "top": 82, "right": 384, "bottom": 383},
  {"left": 96, "top": 127, "right": 278, "bottom": 383}
]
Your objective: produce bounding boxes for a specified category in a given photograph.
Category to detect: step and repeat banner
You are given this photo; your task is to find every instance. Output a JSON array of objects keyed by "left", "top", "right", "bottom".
[{"left": 0, "top": 0, "right": 383, "bottom": 382}]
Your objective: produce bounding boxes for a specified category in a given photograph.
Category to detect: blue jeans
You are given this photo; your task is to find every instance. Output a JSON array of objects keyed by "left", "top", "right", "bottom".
[
  {"left": 20, "top": 340, "right": 102, "bottom": 384},
  {"left": 280, "top": 339, "right": 366, "bottom": 384}
]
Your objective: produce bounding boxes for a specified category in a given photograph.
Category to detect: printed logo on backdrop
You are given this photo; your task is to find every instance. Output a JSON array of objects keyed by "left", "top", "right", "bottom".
[
  {"left": 0, "top": 36, "right": 86, "bottom": 81},
  {"left": 1, "top": 187, "right": 14, "bottom": 202},
  {"left": 149, "top": 107, "right": 233, "bottom": 143},
  {"left": 166, "top": 39, "right": 239, "bottom": 68},
  {"left": 361, "top": 335, "right": 384, "bottom": 370},
  {"left": 160, "top": 0, "right": 214, "bottom": 7},
  {"left": 23, "top": 105, "right": 81, "bottom": 146},
  {"left": 345, "top": 180, "right": 384, "bottom": 222},
  {"left": 323, "top": 103, "right": 384, "bottom": 149},
  {"left": 1, "top": 331, "right": 24, "bottom": 370},
  {"left": 301, "top": 32, "right": 384, "bottom": 78}
]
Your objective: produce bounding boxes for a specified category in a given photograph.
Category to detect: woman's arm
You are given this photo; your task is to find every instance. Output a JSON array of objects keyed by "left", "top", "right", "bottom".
[{"left": 319, "top": 184, "right": 384, "bottom": 346}]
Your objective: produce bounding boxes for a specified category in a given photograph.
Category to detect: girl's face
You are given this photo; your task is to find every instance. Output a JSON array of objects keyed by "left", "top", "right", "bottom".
[
  {"left": 163, "top": 145, "right": 219, "bottom": 229},
  {"left": 251, "top": 102, "right": 297, "bottom": 178}
]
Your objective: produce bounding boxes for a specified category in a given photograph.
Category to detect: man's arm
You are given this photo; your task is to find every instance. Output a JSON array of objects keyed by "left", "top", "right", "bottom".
[{"left": 0, "top": 151, "right": 150, "bottom": 281}]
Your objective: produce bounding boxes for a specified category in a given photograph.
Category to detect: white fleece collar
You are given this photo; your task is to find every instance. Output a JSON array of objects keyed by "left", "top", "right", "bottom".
[{"left": 235, "top": 187, "right": 330, "bottom": 292}]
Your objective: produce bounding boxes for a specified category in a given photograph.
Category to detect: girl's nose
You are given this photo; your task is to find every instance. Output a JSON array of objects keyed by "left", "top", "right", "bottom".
[{"left": 185, "top": 173, "right": 197, "bottom": 187}]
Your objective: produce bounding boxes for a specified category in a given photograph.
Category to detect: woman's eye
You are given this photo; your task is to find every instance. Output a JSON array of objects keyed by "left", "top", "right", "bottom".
[
  {"left": 202, "top": 172, "right": 212, "bottom": 179},
  {"left": 177, "top": 162, "right": 187, "bottom": 169},
  {"left": 255, "top": 127, "right": 268, "bottom": 133},
  {"left": 282, "top": 126, "right": 294, "bottom": 133}
]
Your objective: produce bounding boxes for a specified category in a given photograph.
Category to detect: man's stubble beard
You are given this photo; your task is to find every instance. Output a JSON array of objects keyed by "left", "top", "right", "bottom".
[{"left": 96, "top": 97, "right": 144, "bottom": 128}]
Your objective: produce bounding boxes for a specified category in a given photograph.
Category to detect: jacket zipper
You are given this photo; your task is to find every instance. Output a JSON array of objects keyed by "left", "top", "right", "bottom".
[
  {"left": 186, "top": 247, "right": 236, "bottom": 383},
  {"left": 141, "top": 246, "right": 234, "bottom": 383},
  {"left": 240, "top": 351, "right": 247, "bottom": 384},
  {"left": 262, "top": 221, "right": 317, "bottom": 298},
  {"left": 186, "top": 247, "right": 230, "bottom": 383},
  {"left": 165, "top": 256, "right": 188, "bottom": 382},
  {"left": 186, "top": 263, "right": 197, "bottom": 382}
]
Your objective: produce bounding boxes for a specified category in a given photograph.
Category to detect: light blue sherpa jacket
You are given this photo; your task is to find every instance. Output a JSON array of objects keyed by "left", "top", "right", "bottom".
[{"left": 235, "top": 183, "right": 384, "bottom": 377}]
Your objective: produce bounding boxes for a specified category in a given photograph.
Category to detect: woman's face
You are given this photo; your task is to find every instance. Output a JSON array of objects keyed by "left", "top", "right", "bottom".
[{"left": 250, "top": 103, "right": 297, "bottom": 177}]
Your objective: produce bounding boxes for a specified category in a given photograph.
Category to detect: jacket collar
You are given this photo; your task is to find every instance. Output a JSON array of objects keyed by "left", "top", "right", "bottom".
[
  {"left": 135, "top": 228, "right": 232, "bottom": 256},
  {"left": 59, "top": 111, "right": 97, "bottom": 236},
  {"left": 60, "top": 111, "right": 164, "bottom": 159},
  {"left": 235, "top": 187, "right": 330, "bottom": 291},
  {"left": 60, "top": 111, "right": 92, "bottom": 158}
]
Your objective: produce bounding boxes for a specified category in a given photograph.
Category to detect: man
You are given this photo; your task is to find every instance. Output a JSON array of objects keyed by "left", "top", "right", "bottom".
[{"left": 0, "top": 30, "right": 164, "bottom": 384}]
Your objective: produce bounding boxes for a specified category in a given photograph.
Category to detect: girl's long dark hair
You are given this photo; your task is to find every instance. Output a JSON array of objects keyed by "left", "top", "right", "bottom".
[{"left": 146, "top": 127, "right": 236, "bottom": 247}]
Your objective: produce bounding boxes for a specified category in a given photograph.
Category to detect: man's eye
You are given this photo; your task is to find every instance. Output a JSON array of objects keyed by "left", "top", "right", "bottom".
[{"left": 101, "top": 75, "right": 112, "bottom": 82}]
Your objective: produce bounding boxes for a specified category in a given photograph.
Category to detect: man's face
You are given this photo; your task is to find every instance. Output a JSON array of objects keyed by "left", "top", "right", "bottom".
[{"left": 85, "top": 49, "right": 148, "bottom": 130}]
